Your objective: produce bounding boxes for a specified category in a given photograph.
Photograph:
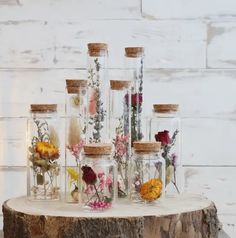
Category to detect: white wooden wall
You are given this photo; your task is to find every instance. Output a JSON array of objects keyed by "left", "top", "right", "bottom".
[{"left": 0, "top": 0, "right": 236, "bottom": 236}]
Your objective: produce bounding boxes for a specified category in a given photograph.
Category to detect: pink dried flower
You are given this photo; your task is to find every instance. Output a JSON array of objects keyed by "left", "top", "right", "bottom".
[
  {"left": 114, "top": 134, "right": 129, "bottom": 157},
  {"left": 98, "top": 172, "right": 106, "bottom": 190},
  {"left": 67, "top": 139, "right": 85, "bottom": 158},
  {"left": 88, "top": 201, "right": 112, "bottom": 210}
]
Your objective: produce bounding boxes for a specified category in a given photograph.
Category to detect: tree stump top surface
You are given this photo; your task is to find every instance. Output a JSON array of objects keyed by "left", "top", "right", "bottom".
[{"left": 4, "top": 193, "right": 212, "bottom": 218}]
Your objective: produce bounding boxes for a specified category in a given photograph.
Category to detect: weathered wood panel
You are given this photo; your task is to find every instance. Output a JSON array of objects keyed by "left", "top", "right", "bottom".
[
  {"left": 2, "top": 68, "right": 236, "bottom": 116},
  {"left": 207, "top": 22, "right": 236, "bottom": 68},
  {"left": 1, "top": 69, "right": 236, "bottom": 166},
  {"left": 142, "top": 0, "right": 236, "bottom": 19},
  {"left": 219, "top": 215, "right": 236, "bottom": 237},
  {"left": 0, "top": 20, "right": 206, "bottom": 68},
  {"left": 0, "top": 0, "right": 141, "bottom": 20},
  {"left": 0, "top": 168, "right": 26, "bottom": 217}
]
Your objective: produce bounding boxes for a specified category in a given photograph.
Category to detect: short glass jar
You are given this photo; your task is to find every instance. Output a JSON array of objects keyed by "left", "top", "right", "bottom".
[
  {"left": 109, "top": 80, "right": 131, "bottom": 198},
  {"left": 80, "top": 144, "right": 117, "bottom": 210},
  {"left": 129, "top": 141, "right": 165, "bottom": 204},
  {"left": 149, "top": 104, "right": 182, "bottom": 195},
  {"left": 65, "top": 79, "right": 87, "bottom": 203},
  {"left": 87, "top": 43, "right": 109, "bottom": 143},
  {"left": 27, "top": 104, "right": 61, "bottom": 200}
]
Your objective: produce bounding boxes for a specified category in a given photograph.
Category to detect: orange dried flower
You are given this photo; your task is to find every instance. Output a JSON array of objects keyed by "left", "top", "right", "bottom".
[
  {"left": 140, "top": 178, "right": 162, "bottom": 202},
  {"left": 36, "top": 141, "right": 59, "bottom": 160}
]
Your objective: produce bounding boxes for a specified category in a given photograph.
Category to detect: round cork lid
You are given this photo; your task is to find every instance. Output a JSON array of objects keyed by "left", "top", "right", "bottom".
[
  {"left": 153, "top": 104, "right": 179, "bottom": 113},
  {"left": 88, "top": 43, "right": 108, "bottom": 57},
  {"left": 133, "top": 141, "right": 161, "bottom": 152},
  {"left": 66, "top": 79, "right": 87, "bottom": 94},
  {"left": 30, "top": 104, "right": 57, "bottom": 113},
  {"left": 84, "top": 143, "right": 112, "bottom": 156},
  {"left": 110, "top": 80, "right": 131, "bottom": 90},
  {"left": 125, "top": 47, "right": 144, "bottom": 58}
]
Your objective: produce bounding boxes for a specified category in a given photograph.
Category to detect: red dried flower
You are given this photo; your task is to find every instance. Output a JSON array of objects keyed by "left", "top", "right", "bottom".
[
  {"left": 155, "top": 130, "right": 171, "bottom": 145},
  {"left": 125, "top": 93, "right": 143, "bottom": 107},
  {"left": 81, "top": 166, "right": 97, "bottom": 185}
]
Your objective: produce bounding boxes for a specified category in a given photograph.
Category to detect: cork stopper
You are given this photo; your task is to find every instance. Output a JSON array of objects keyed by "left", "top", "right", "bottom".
[
  {"left": 133, "top": 141, "right": 161, "bottom": 153},
  {"left": 110, "top": 80, "right": 131, "bottom": 90},
  {"left": 30, "top": 104, "right": 57, "bottom": 113},
  {"left": 84, "top": 143, "right": 112, "bottom": 156},
  {"left": 88, "top": 43, "right": 108, "bottom": 57},
  {"left": 66, "top": 79, "right": 87, "bottom": 94},
  {"left": 153, "top": 104, "right": 179, "bottom": 113},
  {"left": 125, "top": 47, "right": 144, "bottom": 58}
]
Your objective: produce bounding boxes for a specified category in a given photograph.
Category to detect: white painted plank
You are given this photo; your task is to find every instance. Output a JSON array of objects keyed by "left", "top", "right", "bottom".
[
  {"left": 1, "top": 117, "right": 236, "bottom": 166},
  {"left": 0, "top": 0, "right": 141, "bottom": 20},
  {"left": 0, "top": 0, "right": 18, "bottom": 6},
  {"left": 3, "top": 68, "right": 236, "bottom": 117},
  {"left": 0, "top": 117, "right": 66, "bottom": 167},
  {"left": 184, "top": 167, "right": 236, "bottom": 215},
  {"left": 0, "top": 20, "right": 206, "bottom": 68},
  {"left": 182, "top": 118, "right": 236, "bottom": 166},
  {"left": 219, "top": 215, "right": 236, "bottom": 237},
  {"left": 142, "top": 0, "right": 236, "bottom": 19},
  {"left": 144, "top": 69, "right": 236, "bottom": 116},
  {"left": 207, "top": 22, "right": 236, "bottom": 68},
  {"left": 0, "top": 118, "right": 27, "bottom": 166},
  {"left": 0, "top": 168, "right": 26, "bottom": 217},
  {"left": 1, "top": 69, "right": 236, "bottom": 166}
]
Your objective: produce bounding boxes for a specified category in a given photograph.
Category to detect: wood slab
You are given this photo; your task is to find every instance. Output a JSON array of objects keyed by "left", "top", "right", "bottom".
[{"left": 2, "top": 194, "right": 221, "bottom": 238}]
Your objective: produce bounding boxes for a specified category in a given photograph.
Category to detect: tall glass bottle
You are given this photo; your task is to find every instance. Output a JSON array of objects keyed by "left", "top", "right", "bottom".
[
  {"left": 65, "top": 79, "right": 87, "bottom": 203},
  {"left": 27, "top": 104, "right": 61, "bottom": 200},
  {"left": 124, "top": 47, "right": 145, "bottom": 145},
  {"left": 149, "top": 104, "right": 182, "bottom": 196},
  {"left": 87, "top": 43, "right": 109, "bottom": 143},
  {"left": 109, "top": 80, "right": 131, "bottom": 198}
]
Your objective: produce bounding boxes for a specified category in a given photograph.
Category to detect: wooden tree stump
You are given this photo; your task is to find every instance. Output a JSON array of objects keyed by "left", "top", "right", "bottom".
[{"left": 2, "top": 194, "right": 221, "bottom": 238}]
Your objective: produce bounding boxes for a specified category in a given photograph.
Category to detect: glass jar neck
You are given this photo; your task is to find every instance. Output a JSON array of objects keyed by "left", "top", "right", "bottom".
[
  {"left": 153, "top": 110, "right": 179, "bottom": 118},
  {"left": 31, "top": 111, "right": 57, "bottom": 118}
]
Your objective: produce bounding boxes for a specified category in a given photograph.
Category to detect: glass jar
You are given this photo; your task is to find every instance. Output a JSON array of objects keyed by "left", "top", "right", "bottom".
[
  {"left": 149, "top": 104, "right": 182, "bottom": 195},
  {"left": 65, "top": 79, "right": 87, "bottom": 203},
  {"left": 129, "top": 142, "right": 165, "bottom": 204},
  {"left": 124, "top": 47, "right": 145, "bottom": 145},
  {"left": 86, "top": 43, "right": 109, "bottom": 143},
  {"left": 27, "top": 104, "right": 61, "bottom": 200},
  {"left": 109, "top": 80, "right": 131, "bottom": 198},
  {"left": 80, "top": 144, "right": 117, "bottom": 210}
]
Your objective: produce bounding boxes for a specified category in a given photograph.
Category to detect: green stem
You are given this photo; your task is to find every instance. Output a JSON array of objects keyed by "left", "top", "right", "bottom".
[{"left": 93, "top": 184, "right": 101, "bottom": 202}]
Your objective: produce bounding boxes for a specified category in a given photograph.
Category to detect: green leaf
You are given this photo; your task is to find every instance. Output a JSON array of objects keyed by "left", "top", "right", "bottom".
[{"left": 37, "top": 174, "right": 44, "bottom": 185}]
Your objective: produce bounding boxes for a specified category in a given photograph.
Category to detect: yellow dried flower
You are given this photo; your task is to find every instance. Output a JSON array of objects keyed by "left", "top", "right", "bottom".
[
  {"left": 67, "top": 167, "right": 79, "bottom": 182},
  {"left": 140, "top": 178, "right": 162, "bottom": 202},
  {"left": 36, "top": 141, "right": 59, "bottom": 160}
]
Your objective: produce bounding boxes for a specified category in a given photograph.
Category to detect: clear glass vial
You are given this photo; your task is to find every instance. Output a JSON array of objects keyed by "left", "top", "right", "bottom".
[
  {"left": 124, "top": 47, "right": 145, "bottom": 145},
  {"left": 27, "top": 104, "right": 61, "bottom": 200},
  {"left": 65, "top": 79, "right": 87, "bottom": 203},
  {"left": 109, "top": 80, "right": 131, "bottom": 198},
  {"left": 129, "top": 141, "right": 165, "bottom": 204},
  {"left": 80, "top": 144, "right": 117, "bottom": 211},
  {"left": 87, "top": 43, "right": 109, "bottom": 144},
  {"left": 149, "top": 104, "right": 182, "bottom": 195}
]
